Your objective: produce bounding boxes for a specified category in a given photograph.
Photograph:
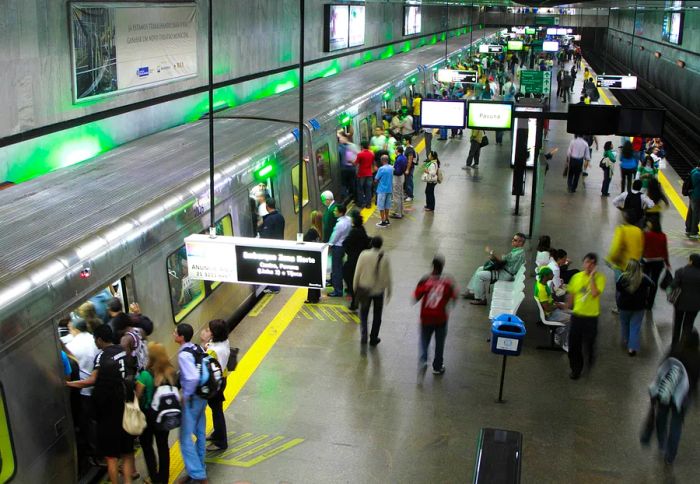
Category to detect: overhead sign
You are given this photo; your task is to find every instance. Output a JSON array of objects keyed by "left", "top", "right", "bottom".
[
  {"left": 543, "top": 41, "right": 559, "bottom": 52},
  {"left": 421, "top": 100, "right": 466, "bottom": 129},
  {"left": 184, "top": 235, "right": 328, "bottom": 289},
  {"left": 437, "top": 69, "right": 478, "bottom": 84},
  {"left": 596, "top": 75, "right": 638, "bottom": 90},
  {"left": 520, "top": 70, "right": 551, "bottom": 95},
  {"left": 467, "top": 101, "right": 514, "bottom": 131}
]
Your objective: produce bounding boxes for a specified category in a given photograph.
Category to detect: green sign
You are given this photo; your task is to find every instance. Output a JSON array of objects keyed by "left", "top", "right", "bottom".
[
  {"left": 535, "top": 16, "right": 558, "bottom": 26},
  {"left": 520, "top": 70, "right": 551, "bottom": 95}
]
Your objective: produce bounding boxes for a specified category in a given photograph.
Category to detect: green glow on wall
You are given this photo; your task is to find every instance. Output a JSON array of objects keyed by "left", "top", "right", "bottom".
[
  {"left": 402, "top": 41, "right": 412, "bottom": 53},
  {"left": 380, "top": 45, "right": 395, "bottom": 59},
  {"left": 430, "top": 34, "right": 438, "bottom": 45},
  {"left": 274, "top": 81, "right": 295, "bottom": 94}
]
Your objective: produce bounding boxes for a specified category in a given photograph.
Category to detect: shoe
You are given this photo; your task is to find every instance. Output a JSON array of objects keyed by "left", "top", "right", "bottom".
[
  {"left": 470, "top": 299, "right": 487, "bottom": 306},
  {"left": 582, "top": 171, "right": 589, "bottom": 177},
  {"left": 424, "top": 208, "right": 434, "bottom": 212},
  {"left": 360, "top": 338, "right": 367, "bottom": 345},
  {"left": 304, "top": 299, "right": 319, "bottom": 304},
  {"left": 328, "top": 292, "right": 343, "bottom": 297},
  {"left": 349, "top": 304, "right": 358, "bottom": 311},
  {"left": 432, "top": 366, "right": 446, "bottom": 375},
  {"left": 473, "top": 164, "right": 479, "bottom": 168},
  {"left": 690, "top": 234, "right": 700, "bottom": 240},
  {"left": 601, "top": 193, "right": 609, "bottom": 197},
  {"left": 628, "top": 350, "right": 637, "bottom": 357},
  {"left": 376, "top": 221, "right": 387, "bottom": 228},
  {"left": 206, "top": 443, "right": 227, "bottom": 452},
  {"left": 461, "top": 292, "right": 475, "bottom": 300},
  {"left": 419, "top": 360, "right": 428, "bottom": 371},
  {"left": 569, "top": 372, "right": 580, "bottom": 380},
  {"left": 369, "top": 338, "right": 381, "bottom": 346},
  {"left": 405, "top": 197, "right": 413, "bottom": 202},
  {"left": 389, "top": 214, "right": 403, "bottom": 219},
  {"left": 263, "top": 288, "right": 280, "bottom": 294}
]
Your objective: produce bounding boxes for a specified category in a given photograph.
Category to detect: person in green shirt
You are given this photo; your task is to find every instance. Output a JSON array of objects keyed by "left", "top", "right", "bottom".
[
  {"left": 637, "top": 155, "right": 658, "bottom": 189},
  {"left": 536, "top": 267, "right": 571, "bottom": 351},
  {"left": 566, "top": 253, "right": 606, "bottom": 380}
]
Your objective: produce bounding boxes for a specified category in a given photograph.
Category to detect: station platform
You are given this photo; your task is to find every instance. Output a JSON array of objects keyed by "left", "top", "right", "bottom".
[{"left": 155, "top": 56, "right": 699, "bottom": 483}]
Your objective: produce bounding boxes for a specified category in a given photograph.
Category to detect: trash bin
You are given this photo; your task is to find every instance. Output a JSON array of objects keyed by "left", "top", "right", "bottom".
[{"left": 491, "top": 314, "right": 526, "bottom": 356}]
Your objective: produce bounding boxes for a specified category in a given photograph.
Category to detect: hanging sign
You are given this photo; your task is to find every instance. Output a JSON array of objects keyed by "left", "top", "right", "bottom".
[{"left": 596, "top": 75, "right": 638, "bottom": 90}]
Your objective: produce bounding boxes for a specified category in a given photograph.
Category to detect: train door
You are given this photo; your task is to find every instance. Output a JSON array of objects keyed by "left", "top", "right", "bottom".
[
  {"left": 359, "top": 117, "right": 370, "bottom": 145},
  {"left": 248, "top": 179, "right": 275, "bottom": 236}
]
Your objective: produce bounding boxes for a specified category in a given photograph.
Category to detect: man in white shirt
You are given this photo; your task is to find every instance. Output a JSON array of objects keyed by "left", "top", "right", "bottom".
[
  {"left": 566, "top": 134, "right": 591, "bottom": 193},
  {"left": 328, "top": 204, "right": 352, "bottom": 297}
]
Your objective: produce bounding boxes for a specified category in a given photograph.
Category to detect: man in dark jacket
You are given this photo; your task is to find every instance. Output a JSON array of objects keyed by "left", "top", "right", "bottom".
[
  {"left": 259, "top": 197, "right": 285, "bottom": 293},
  {"left": 321, "top": 190, "right": 337, "bottom": 243}
]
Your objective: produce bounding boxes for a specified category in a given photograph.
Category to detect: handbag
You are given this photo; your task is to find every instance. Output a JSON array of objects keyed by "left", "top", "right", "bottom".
[
  {"left": 666, "top": 286, "right": 681, "bottom": 305},
  {"left": 227, "top": 347, "right": 239, "bottom": 372},
  {"left": 480, "top": 135, "right": 489, "bottom": 147},
  {"left": 659, "top": 269, "right": 673, "bottom": 291},
  {"left": 123, "top": 394, "right": 147, "bottom": 436},
  {"left": 598, "top": 157, "right": 606, "bottom": 169}
]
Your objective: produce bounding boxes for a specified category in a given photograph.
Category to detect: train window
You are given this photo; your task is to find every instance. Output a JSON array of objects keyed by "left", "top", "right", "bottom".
[
  {"left": 314, "top": 144, "right": 332, "bottom": 189},
  {"left": 291, "top": 162, "right": 309, "bottom": 213},
  {"left": 0, "top": 384, "right": 16, "bottom": 484},
  {"left": 359, "top": 119, "right": 369, "bottom": 144},
  {"left": 166, "top": 214, "right": 233, "bottom": 323}
]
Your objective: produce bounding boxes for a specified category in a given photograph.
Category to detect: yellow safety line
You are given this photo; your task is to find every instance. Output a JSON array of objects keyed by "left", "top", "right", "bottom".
[{"left": 168, "top": 289, "right": 307, "bottom": 483}]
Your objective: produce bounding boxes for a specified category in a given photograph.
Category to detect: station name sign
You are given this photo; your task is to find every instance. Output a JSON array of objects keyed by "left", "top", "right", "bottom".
[
  {"left": 436, "top": 68, "right": 478, "bottom": 84},
  {"left": 596, "top": 75, "right": 638, "bottom": 90},
  {"left": 184, "top": 234, "right": 328, "bottom": 289},
  {"left": 479, "top": 44, "right": 503, "bottom": 54}
]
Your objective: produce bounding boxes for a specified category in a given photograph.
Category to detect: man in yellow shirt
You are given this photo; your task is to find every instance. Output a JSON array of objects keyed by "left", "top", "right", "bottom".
[
  {"left": 567, "top": 253, "right": 606, "bottom": 380},
  {"left": 412, "top": 94, "right": 421, "bottom": 133}
]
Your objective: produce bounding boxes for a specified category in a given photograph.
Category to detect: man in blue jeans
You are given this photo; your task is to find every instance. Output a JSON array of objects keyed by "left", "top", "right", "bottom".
[{"left": 174, "top": 323, "right": 207, "bottom": 483}]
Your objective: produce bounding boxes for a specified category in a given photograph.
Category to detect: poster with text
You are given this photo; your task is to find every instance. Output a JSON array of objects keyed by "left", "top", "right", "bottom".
[{"left": 71, "top": 2, "right": 197, "bottom": 102}]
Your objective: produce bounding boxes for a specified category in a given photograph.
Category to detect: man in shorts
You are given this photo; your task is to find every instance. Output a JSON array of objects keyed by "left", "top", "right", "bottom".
[{"left": 374, "top": 155, "right": 394, "bottom": 227}]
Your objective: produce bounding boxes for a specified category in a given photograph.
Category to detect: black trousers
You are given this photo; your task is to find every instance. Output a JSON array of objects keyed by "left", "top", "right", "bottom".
[
  {"left": 208, "top": 378, "right": 228, "bottom": 449},
  {"left": 360, "top": 294, "right": 384, "bottom": 343},
  {"left": 567, "top": 158, "right": 583, "bottom": 192},
  {"left": 466, "top": 140, "right": 481, "bottom": 166},
  {"left": 643, "top": 260, "right": 665, "bottom": 309},
  {"left": 425, "top": 182, "right": 436, "bottom": 210},
  {"left": 140, "top": 423, "right": 170, "bottom": 484},
  {"left": 568, "top": 315, "right": 598, "bottom": 376},
  {"left": 672, "top": 309, "right": 699, "bottom": 348}
]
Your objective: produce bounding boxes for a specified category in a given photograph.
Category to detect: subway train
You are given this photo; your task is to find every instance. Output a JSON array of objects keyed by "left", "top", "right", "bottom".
[{"left": 0, "top": 31, "right": 496, "bottom": 483}]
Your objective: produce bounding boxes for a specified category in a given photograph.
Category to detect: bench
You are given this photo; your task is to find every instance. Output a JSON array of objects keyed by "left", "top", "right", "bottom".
[{"left": 489, "top": 265, "right": 526, "bottom": 321}]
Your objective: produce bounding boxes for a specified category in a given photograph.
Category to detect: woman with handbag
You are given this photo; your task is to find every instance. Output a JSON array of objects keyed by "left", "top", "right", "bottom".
[
  {"left": 642, "top": 218, "right": 670, "bottom": 311},
  {"left": 135, "top": 342, "right": 178, "bottom": 484},
  {"left": 200, "top": 319, "right": 231, "bottom": 452},
  {"left": 616, "top": 260, "right": 655, "bottom": 356},
  {"left": 670, "top": 254, "right": 700, "bottom": 348},
  {"left": 600, "top": 141, "right": 616, "bottom": 197},
  {"left": 422, "top": 151, "right": 440, "bottom": 211}
]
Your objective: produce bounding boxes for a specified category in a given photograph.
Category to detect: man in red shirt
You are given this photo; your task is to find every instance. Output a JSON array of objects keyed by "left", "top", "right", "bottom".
[
  {"left": 414, "top": 256, "right": 458, "bottom": 375},
  {"left": 354, "top": 141, "right": 375, "bottom": 209}
]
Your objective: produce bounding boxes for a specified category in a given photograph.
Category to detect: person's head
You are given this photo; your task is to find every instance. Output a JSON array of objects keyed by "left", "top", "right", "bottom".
[
  {"left": 107, "top": 297, "right": 122, "bottom": 316},
  {"left": 402, "top": 136, "right": 412, "bottom": 146},
  {"left": 69, "top": 317, "right": 89, "bottom": 336},
  {"left": 395, "top": 146, "right": 404, "bottom": 155},
  {"left": 538, "top": 266, "right": 554, "bottom": 283},
  {"left": 582, "top": 252, "right": 598, "bottom": 274},
  {"left": 537, "top": 235, "right": 551, "bottom": 252},
  {"left": 93, "top": 324, "right": 114, "bottom": 349},
  {"left": 622, "top": 141, "right": 634, "bottom": 158},
  {"left": 205, "top": 319, "right": 228, "bottom": 343},
  {"left": 632, "top": 179, "right": 643, "bottom": 192},
  {"left": 174, "top": 323, "right": 194, "bottom": 345},
  {"left": 512, "top": 233, "right": 526, "bottom": 248},
  {"left": 333, "top": 203, "right": 347, "bottom": 218},
  {"left": 374, "top": 127, "right": 383, "bottom": 136},
  {"left": 644, "top": 156, "right": 654, "bottom": 167},
  {"left": 645, "top": 217, "right": 662, "bottom": 233},
  {"left": 146, "top": 342, "right": 176, "bottom": 382},
  {"left": 370, "top": 236, "right": 383, "bottom": 250},
  {"left": 431, "top": 255, "right": 445, "bottom": 275},
  {"left": 380, "top": 154, "right": 390, "bottom": 165},
  {"left": 321, "top": 190, "right": 334, "bottom": 207},
  {"left": 646, "top": 178, "right": 667, "bottom": 205},
  {"left": 77, "top": 301, "right": 97, "bottom": 320},
  {"left": 361, "top": 140, "right": 369, "bottom": 150},
  {"left": 265, "top": 197, "right": 277, "bottom": 212},
  {"left": 604, "top": 141, "right": 613, "bottom": 151},
  {"left": 349, "top": 208, "right": 363, "bottom": 227},
  {"left": 690, "top": 253, "right": 700, "bottom": 268},
  {"left": 310, "top": 210, "right": 323, "bottom": 233},
  {"left": 58, "top": 316, "right": 71, "bottom": 332}
]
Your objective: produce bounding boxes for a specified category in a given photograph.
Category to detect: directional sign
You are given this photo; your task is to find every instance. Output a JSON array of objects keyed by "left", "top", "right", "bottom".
[
  {"left": 437, "top": 68, "right": 478, "bottom": 84},
  {"left": 519, "top": 70, "right": 550, "bottom": 95},
  {"left": 596, "top": 75, "right": 638, "bottom": 90}
]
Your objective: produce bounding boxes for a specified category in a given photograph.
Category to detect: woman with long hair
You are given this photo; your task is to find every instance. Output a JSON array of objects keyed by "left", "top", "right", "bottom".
[
  {"left": 422, "top": 151, "right": 440, "bottom": 211},
  {"left": 343, "top": 209, "right": 370, "bottom": 310},
  {"left": 600, "top": 140, "right": 616, "bottom": 197},
  {"left": 304, "top": 210, "right": 323, "bottom": 303},
  {"left": 200, "top": 319, "right": 231, "bottom": 452},
  {"left": 645, "top": 177, "right": 669, "bottom": 229},
  {"left": 619, "top": 141, "right": 638, "bottom": 193},
  {"left": 642, "top": 217, "right": 670, "bottom": 311},
  {"left": 616, "top": 259, "right": 654, "bottom": 356},
  {"left": 135, "top": 342, "right": 178, "bottom": 484},
  {"left": 535, "top": 235, "right": 551, "bottom": 268}
]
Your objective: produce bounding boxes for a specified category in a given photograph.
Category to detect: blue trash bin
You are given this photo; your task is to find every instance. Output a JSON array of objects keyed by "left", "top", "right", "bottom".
[{"left": 491, "top": 314, "right": 526, "bottom": 356}]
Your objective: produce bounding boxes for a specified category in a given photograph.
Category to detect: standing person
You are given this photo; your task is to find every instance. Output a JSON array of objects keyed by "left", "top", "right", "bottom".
[
  {"left": 259, "top": 197, "right": 285, "bottom": 294},
  {"left": 556, "top": 68, "right": 564, "bottom": 98},
  {"left": 464, "top": 128, "right": 485, "bottom": 169},
  {"left": 581, "top": 134, "right": 599, "bottom": 177},
  {"left": 107, "top": 297, "right": 131, "bottom": 341},
  {"left": 422, "top": 151, "right": 440, "bottom": 212},
  {"left": 411, "top": 93, "right": 422, "bottom": 133},
  {"left": 414, "top": 255, "right": 458, "bottom": 375},
  {"left": 304, "top": 210, "right": 323, "bottom": 303},
  {"left": 642, "top": 218, "right": 670, "bottom": 311},
  {"left": 353, "top": 236, "right": 392, "bottom": 346},
  {"left": 612, "top": 179, "right": 655, "bottom": 227},
  {"left": 569, "top": 64, "right": 577, "bottom": 93},
  {"left": 403, "top": 137, "right": 417, "bottom": 202},
  {"left": 343, "top": 209, "right": 370, "bottom": 311},
  {"left": 390, "top": 146, "right": 407, "bottom": 219},
  {"left": 374, "top": 155, "right": 394, "bottom": 228},
  {"left": 645, "top": 178, "right": 669, "bottom": 229},
  {"left": 354, "top": 141, "right": 375, "bottom": 209},
  {"left": 567, "top": 253, "right": 606, "bottom": 380},
  {"left": 561, "top": 71, "right": 572, "bottom": 102},
  {"left": 616, "top": 260, "right": 654, "bottom": 356},
  {"left": 135, "top": 342, "right": 178, "bottom": 484},
  {"left": 619, "top": 141, "right": 639, "bottom": 194},
  {"left": 422, "top": 124, "right": 433, "bottom": 156},
  {"left": 600, "top": 140, "right": 617, "bottom": 197},
  {"left": 67, "top": 325, "right": 136, "bottom": 484},
  {"left": 399, "top": 109, "right": 414, "bottom": 142},
  {"left": 606, "top": 211, "right": 644, "bottom": 281},
  {"left": 687, "top": 161, "right": 700, "bottom": 239},
  {"left": 328, "top": 204, "right": 351, "bottom": 298},
  {"left": 566, "top": 134, "right": 590, "bottom": 193},
  {"left": 174, "top": 323, "right": 208, "bottom": 484},
  {"left": 670, "top": 254, "right": 700, "bottom": 347},
  {"left": 320, "top": 190, "right": 337, "bottom": 243},
  {"left": 200, "top": 319, "right": 231, "bottom": 452}
]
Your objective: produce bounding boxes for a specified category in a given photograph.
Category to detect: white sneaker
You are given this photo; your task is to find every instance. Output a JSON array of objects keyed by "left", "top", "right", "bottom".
[{"left": 404, "top": 197, "right": 413, "bottom": 202}]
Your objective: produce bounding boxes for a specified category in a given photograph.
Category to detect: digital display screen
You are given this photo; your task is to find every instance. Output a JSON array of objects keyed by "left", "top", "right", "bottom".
[
  {"left": 507, "top": 40, "right": 524, "bottom": 51},
  {"left": 348, "top": 5, "right": 365, "bottom": 47},
  {"left": 662, "top": 1, "right": 684, "bottom": 44},
  {"left": 467, "top": 101, "right": 514, "bottom": 130},
  {"left": 404, "top": 5, "right": 422, "bottom": 36},
  {"left": 546, "top": 27, "right": 557, "bottom": 35},
  {"left": 324, "top": 5, "right": 349, "bottom": 52},
  {"left": 436, "top": 69, "right": 478, "bottom": 84},
  {"left": 525, "top": 27, "right": 536, "bottom": 35},
  {"left": 543, "top": 41, "right": 559, "bottom": 52},
  {"left": 556, "top": 28, "right": 567, "bottom": 35},
  {"left": 420, "top": 100, "right": 466, "bottom": 129},
  {"left": 596, "top": 75, "right": 638, "bottom": 90},
  {"left": 617, "top": 108, "right": 665, "bottom": 137},
  {"left": 567, "top": 105, "right": 619, "bottom": 135}
]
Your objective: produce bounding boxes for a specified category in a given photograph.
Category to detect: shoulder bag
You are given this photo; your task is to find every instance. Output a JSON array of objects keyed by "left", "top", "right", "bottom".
[
  {"left": 480, "top": 135, "right": 489, "bottom": 147},
  {"left": 123, "top": 394, "right": 147, "bottom": 436}
]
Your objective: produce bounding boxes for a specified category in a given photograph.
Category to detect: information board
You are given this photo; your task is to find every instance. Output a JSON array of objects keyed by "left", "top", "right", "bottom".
[
  {"left": 421, "top": 100, "right": 466, "bottom": 129},
  {"left": 507, "top": 40, "right": 524, "bottom": 51},
  {"left": 467, "top": 101, "right": 514, "bottom": 130},
  {"left": 519, "top": 70, "right": 551, "bottom": 95},
  {"left": 184, "top": 235, "right": 328, "bottom": 289},
  {"left": 437, "top": 69, "right": 478, "bottom": 84},
  {"left": 596, "top": 75, "right": 638, "bottom": 90}
]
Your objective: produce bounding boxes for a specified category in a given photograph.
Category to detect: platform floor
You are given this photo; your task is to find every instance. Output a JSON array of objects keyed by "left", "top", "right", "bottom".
[{"left": 162, "top": 58, "right": 700, "bottom": 484}]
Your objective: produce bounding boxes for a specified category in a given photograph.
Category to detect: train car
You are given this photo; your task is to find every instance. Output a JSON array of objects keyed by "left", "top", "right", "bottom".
[{"left": 0, "top": 31, "right": 496, "bottom": 483}]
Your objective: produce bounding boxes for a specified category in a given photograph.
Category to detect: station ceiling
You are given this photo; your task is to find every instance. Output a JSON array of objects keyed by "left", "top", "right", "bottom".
[{"left": 368, "top": 1, "right": 693, "bottom": 10}]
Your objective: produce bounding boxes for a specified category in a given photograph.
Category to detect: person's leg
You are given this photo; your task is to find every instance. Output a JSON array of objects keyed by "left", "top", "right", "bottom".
[
  {"left": 208, "top": 395, "right": 228, "bottom": 449},
  {"left": 140, "top": 426, "right": 158, "bottom": 482},
  {"left": 644, "top": 261, "right": 664, "bottom": 309},
  {"left": 363, "top": 177, "right": 373, "bottom": 207},
  {"left": 685, "top": 201, "right": 694, "bottom": 234},
  {"left": 419, "top": 325, "right": 432, "bottom": 366},
  {"left": 628, "top": 310, "right": 644, "bottom": 352},
  {"left": 672, "top": 309, "right": 684, "bottom": 348},
  {"left": 466, "top": 141, "right": 478, "bottom": 166},
  {"left": 473, "top": 145, "right": 481, "bottom": 166},
  {"left": 392, "top": 175, "right": 404, "bottom": 216},
  {"left": 180, "top": 396, "right": 206, "bottom": 479},
  {"left": 369, "top": 294, "right": 384, "bottom": 343},
  {"left": 568, "top": 316, "right": 584, "bottom": 377},
  {"left": 619, "top": 310, "right": 631, "bottom": 348},
  {"left": 424, "top": 131, "right": 432, "bottom": 154},
  {"left": 194, "top": 398, "right": 208, "bottom": 478},
  {"left": 433, "top": 323, "right": 448, "bottom": 371},
  {"left": 570, "top": 159, "right": 582, "bottom": 191},
  {"left": 106, "top": 457, "right": 119, "bottom": 484},
  {"left": 426, "top": 183, "right": 435, "bottom": 210},
  {"left": 439, "top": 127, "right": 447, "bottom": 139},
  {"left": 156, "top": 430, "right": 171, "bottom": 484},
  {"left": 586, "top": 317, "right": 599, "bottom": 367},
  {"left": 601, "top": 167, "right": 611, "bottom": 195},
  {"left": 331, "top": 245, "right": 344, "bottom": 295},
  {"left": 664, "top": 407, "right": 685, "bottom": 464},
  {"left": 471, "top": 270, "right": 491, "bottom": 301},
  {"left": 359, "top": 300, "right": 370, "bottom": 343},
  {"left": 691, "top": 198, "right": 700, "bottom": 235},
  {"left": 655, "top": 402, "right": 670, "bottom": 451},
  {"left": 405, "top": 171, "right": 414, "bottom": 199}
]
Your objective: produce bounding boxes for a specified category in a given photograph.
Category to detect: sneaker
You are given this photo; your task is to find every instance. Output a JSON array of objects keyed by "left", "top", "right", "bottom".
[
  {"left": 376, "top": 221, "right": 388, "bottom": 228},
  {"left": 405, "top": 197, "right": 413, "bottom": 202},
  {"left": 582, "top": 171, "right": 589, "bottom": 177},
  {"left": 432, "top": 366, "right": 446, "bottom": 375},
  {"left": 369, "top": 338, "right": 381, "bottom": 346},
  {"left": 461, "top": 291, "right": 475, "bottom": 300},
  {"left": 206, "top": 443, "right": 227, "bottom": 452},
  {"left": 611, "top": 307, "right": 620, "bottom": 314},
  {"left": 690, "top": 234, "right": 700, "bottom": 240}
]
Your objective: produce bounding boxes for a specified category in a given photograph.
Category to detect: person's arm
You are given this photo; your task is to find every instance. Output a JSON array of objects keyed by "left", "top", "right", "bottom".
[
  {"left": 662, "top": 236, "right": 671, "bottom": 269},
  {"left": 352, "top": 254, "right": 364, "bottom": 292},
  {"left": 67, "top": 369, "right": 97, "bottom": 389},
  {"left": 135, "top": 380, "right": 146, "bottom": 400},
  {"left": 566, "top": 292, "right": 574, "bottom": 310},
  {"left": 611, "top": 192, "right": 626, "bottom": 209},
  {"left": 593, "top": 136, "right": 599, "bottom": 151},
  {"left": 642, "top": 195, "right": 655, "bottom": 209},
  {"left": 607, "top": 227, "right": 623, "bottom": 268},
  {"left": 589, "top": 271, "right": 602, "bottom": 298},
  {"left": 178, "top": 349, "right": 199, "bottom": 400},
  {"left": 406, "top": 154, "right": 414, "bottom": 175},
  {"left": 414, "top": 277, "right": 428, "bottom": 302},
  {"left": 384, "top": 257, "right": 392, "bottom": 302}
]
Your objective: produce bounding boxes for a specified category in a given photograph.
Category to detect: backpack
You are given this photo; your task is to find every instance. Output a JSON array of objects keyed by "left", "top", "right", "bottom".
[
  {"left": 183, "top": 346, "right": 224, "bottom": 400},
  {"left": 436, "top": 168, "right": 444, "bottom": 184},
  {"left": 150, "top": 383, "right": 182, "bottom": 431},
  {"left": 623, "top": 192, "right": 643, "bottom": 224},
  {"left": 681, "top": 176, "right": 693, "bottom": 197},
  {"left": 126, "top": 329, "right": 148, "bottom": 372}
]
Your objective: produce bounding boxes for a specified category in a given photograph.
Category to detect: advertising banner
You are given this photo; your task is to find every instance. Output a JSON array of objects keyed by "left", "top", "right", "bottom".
[
  {"left": 71, "top": 2, "right": 197, "bottom": 102},
  {"left": 348, "top": 5, "right": 366, "bottom": 48},
  {"left": 467, "top": 101, "right": 514, "bottom": 130},
  {"left": 326, "top": 5, "right": 350, "bottom": 51}
]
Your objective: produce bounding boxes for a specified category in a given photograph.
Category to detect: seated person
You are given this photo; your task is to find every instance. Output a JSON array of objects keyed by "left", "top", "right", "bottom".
[
  {"left": 554, "top": 249, "right": 579, "bottom": 285},
  {"left": 462, "top": 233, "right": 526, "bottom": 306},
  {"left": 536, "top": 267, "right": 571, "bottom": 351}
]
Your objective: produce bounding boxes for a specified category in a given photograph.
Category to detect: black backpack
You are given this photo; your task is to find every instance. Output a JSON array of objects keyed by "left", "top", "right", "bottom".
[
  {"left": 183, "top": 346, "right": 224, "bottom": 400},
  {"left": 682, "top": 176, "right": 693, "bottom": 197},
  {"left": 150, "top": 382, "right": 182, "bottom": 431},
  {"left": 623, "top": 192, "right": 644, "bottom": 224}
]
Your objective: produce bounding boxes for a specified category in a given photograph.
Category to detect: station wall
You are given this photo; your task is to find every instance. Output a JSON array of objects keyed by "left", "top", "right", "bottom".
[{"left": 0, "top": 0, "right": 479, "bottom": 183}]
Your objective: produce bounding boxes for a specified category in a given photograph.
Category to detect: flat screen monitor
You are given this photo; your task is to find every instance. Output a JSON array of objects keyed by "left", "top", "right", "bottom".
[
  {"left": 617, "top": 107, "right": 666, "bottom": 137},
  {"left": 546, "top": 27, "right": 557, "bottom": 35},
  {"left": 556, "top": 28, "right": 567, "bottom": 35},
  {"left": 507, "top": 40, "right": 524, "bottom": 51},
  {"left": 566, "top": 105, "right": 619, "bottom": 135},
  {"left": 348, "top": 5, "right": 365, "bottom": 47},
  {"left": 420, "top": 99, "right": 466, "bottom": 129},
  {"left": 479, "top": 44, "right": 489, "bottom": 53},
  {"left": 566, "top": 28, "right": 573, "bottom": 33},
  {"left": 404, "top": 5, "right": 422, "bottom": 36},
  {"left": 467, "top": 101, "right": 514, "bottom": 131},
  {"left": 662, "top": 1, "right": 684, "bottom": 45},
  {"left": 525, "top": 27, "right": 536, "bottom": 35},
  {"left": 324, "top": 5, "right": 349, "bottom": 52},
  {"left": 543, "top": 41, "right": 559, "bottom": 52}
]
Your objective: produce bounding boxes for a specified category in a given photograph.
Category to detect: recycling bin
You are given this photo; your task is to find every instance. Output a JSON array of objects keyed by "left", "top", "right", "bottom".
[{"left": 491, "top": 314, "right": 526, "bottom": 356}]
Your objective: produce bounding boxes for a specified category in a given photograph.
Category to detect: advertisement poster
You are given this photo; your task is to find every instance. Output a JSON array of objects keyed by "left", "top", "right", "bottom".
[
  {"left": 348, "top": 5, "right": 366, "bottom": 48},
  {"left": 404, "top": 6, "right": 421, "bottom": 36},
  {"left": 327, "top": 5, "right": 350, "bottom": 51},
  {"left": 71, "top": 2, "right": 197, "bottom": 102}
]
